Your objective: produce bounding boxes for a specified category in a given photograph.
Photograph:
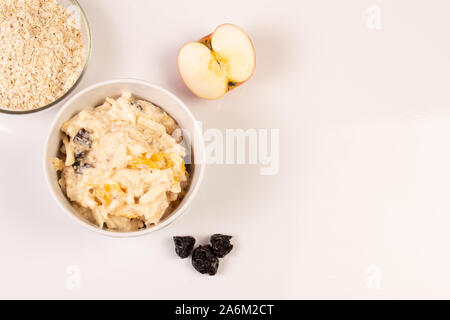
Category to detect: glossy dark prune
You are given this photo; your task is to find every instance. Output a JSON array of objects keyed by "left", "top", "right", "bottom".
[
  {"left": 73, "top": 128, "right": 92, "bottom": 148},
  {"left": 74, "top": 150, "right": 87, "bottom": 161},
  {"left": 192, "top": 245, "right": 219, "bottom": 276},
  {"left": 210, "top": 234, "right": 233, "bottom": 258},
  {"left": 173, "top": 236, "right": 195, "bottom": 258},
  {"left": 72, "top": 161, "right": 93, "bottom": 175}
]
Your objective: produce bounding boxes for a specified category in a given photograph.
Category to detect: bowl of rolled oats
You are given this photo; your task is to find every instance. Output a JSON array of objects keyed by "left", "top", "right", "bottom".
[{"left": 0, "top": 0, "right": 91, "bottom": 114}]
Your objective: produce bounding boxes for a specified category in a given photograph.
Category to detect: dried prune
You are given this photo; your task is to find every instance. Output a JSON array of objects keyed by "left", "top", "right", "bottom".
[
  {"left": 192, "top": 245, "right": 219, "bottom": 276},
  {"left": 73, "top": 128, "right": 92, "bottom": 148},
  {"left": 210, "top": 234, "right": 233, "bottom": 258},
  {"left": 74, "top": 150, "right": 87, "bottom": 161},
  {"left": 72, "top": 161, "right": 93, "bottom": 174},
  {"left": 173, "top": 236, "right": 195, "bottom": 258}
]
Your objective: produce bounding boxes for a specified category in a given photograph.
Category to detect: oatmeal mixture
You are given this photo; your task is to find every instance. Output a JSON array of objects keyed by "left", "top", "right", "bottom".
[
  {"left": 0, "top": 0, "right": 84, "bottom": 111},
  {"left": 52, "top": 93, "right": 189, "bottom": 231}
]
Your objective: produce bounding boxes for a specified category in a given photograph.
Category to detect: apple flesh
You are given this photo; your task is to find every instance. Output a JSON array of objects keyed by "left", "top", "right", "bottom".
[{"left": 178, "top": 24, "right": 256, "bottom": 100}]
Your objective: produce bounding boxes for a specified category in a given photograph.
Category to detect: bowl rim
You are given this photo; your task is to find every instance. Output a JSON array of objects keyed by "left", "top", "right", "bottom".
[
  {"left": 43, "top": 78, "right": 206, "bottom": 238},
  {"left": 0, "top": 0, "right": 92, "bottom": 115}
]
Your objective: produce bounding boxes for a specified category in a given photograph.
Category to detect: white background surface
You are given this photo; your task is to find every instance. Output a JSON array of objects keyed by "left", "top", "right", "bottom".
[{"left": 1, "top": 0, "right": 450, "bottom": 299}]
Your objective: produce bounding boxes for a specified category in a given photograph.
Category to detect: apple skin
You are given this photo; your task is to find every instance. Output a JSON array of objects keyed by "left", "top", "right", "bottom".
[
  {"left": 178, "top": 24, "right": 256, "bottom": 100},
  {"left": 199, "top": 33, "right": 213, "bottom": 48}
]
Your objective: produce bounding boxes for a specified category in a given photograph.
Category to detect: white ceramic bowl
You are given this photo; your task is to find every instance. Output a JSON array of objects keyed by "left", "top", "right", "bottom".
[{"left": 44, "top": 79, "right": 205, "bottom": 237}]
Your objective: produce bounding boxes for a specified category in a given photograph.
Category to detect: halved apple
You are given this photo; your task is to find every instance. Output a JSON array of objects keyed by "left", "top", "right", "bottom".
[{"left": 178, "top": 24, "right": 256, "bottom": 100}]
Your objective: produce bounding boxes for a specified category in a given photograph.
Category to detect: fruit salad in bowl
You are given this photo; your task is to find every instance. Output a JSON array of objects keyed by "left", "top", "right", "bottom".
[{"left": 44, "top": 79, "right": 205, "bottom": 237}]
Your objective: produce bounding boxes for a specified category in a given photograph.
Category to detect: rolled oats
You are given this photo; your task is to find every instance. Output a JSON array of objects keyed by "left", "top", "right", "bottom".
[{"left": 0, "top": 0, "right": 84, "bottom": 111}]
